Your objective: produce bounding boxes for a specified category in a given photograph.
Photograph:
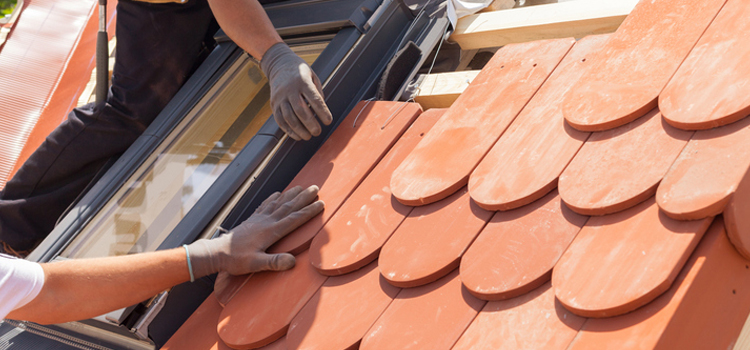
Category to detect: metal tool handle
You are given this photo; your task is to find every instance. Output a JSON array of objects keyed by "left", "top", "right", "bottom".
[{"left": 96, "top": 0, "right": 108, "bottom": 105}]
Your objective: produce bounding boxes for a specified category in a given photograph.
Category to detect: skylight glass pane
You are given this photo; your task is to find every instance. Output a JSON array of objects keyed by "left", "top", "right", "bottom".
[{"left": 61, "top": 42, "right": 326, "bottom": 259}]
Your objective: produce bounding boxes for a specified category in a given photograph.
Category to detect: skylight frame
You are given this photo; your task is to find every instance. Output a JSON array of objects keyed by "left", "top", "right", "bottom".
[{"left": 14, "top": 0, "right": 450, "bottom": 348}]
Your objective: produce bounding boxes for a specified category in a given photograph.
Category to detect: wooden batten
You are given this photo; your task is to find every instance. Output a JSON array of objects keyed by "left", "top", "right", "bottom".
[
  {"left": 450, "top": 0, "right": 638, "bottom": 50},
  {"left": 413, "top": 70, "right": 480, "bottom": 110}
]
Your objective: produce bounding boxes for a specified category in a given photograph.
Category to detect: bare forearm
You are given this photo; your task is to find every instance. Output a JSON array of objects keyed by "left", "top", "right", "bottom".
[
  {"left": 8, "top": 249, "right": 189, "bottom": 324},
  {"left": 207, "top": 0, "right": 282, "bottom": 59}
]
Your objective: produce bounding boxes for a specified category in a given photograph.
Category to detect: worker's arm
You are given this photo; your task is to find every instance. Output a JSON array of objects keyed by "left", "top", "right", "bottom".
[
  {"left": 207, "top": 0, "right": 333, "bottom": 141},
  {"left": 7, "top": 185, "right": 323, "bottom": 325}
]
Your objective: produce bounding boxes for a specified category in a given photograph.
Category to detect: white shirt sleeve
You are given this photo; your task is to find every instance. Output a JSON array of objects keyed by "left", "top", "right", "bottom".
[{"left": 0, "top": 254, "right": 45, "bottom": 320}]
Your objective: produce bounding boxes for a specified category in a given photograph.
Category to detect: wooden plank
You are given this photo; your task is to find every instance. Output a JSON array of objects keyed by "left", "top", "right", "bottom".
[
  {"left": 450, "top": 0, "right": 638, "bottom": 50},
  {"left": 413, "top": 70, "right": 479, "bottom": 110},
  {"left": 734, "top": 312, "right": 750, "bottom": 350},
  {"left": 480, "top": 0, "right": 515, "bottom": 12}
]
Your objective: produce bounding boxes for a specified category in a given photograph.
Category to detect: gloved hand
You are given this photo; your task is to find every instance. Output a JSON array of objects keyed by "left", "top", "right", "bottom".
[
  {"left": 186, "top": 185, "right": 324, "bottom": 279},
  {"left": 260, "top": 42, "right": 333, "bottom": 141}
]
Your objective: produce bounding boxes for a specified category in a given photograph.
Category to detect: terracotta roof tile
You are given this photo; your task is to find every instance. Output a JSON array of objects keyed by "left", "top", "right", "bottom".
[
  {"left": 552, "top": 198, "right": 712, "bottom": 318},
  {"left": 286, "top": 261, "right": 398, "bottom": 350},
  {"left": 269, "top": 101, "right": 421, "bottom": 255},
  {"left": 309, "top": 108, "right": 443, "bottom": 276},
  {"left": 468, "top": 35, "right": 605, "bottom": 211},
  {"left": 568, "top": 219, "right": 750, "bottom": 349},
  {"left": 452, "top": 282, "right": 585, "bottom": 350},
  {"left": 167, "top": 0, "right": 750, "bottom": 346},
  {"left": 559, "top": 109, "right": 691, "bottom": 216},
  {"left": 214, "top": 272, "right": 252, "bottom": 308},
  {"left": 359, "top": 269, "right": 484, "bottom": 350},
  {"left": 656, "top": 116, "right": 750, "bottom": 220},
  {"left": 461, "top": 190, "right": 586, "bottom": 301},
  {"left": 378, "top": 186, "right": 492, "bottom": 288},
  {"left": 162, "top": 295, "right": 232, "bottom": 350},
  {"left": 660, "top": 0, "right": 750, "bottom": 130},
  {"left": 562, "top": 0, "right": 726, "bottom": 132},
  {"left": 725, "top": 165, "right": 750, "bottom": 260},
  {"left": 217, "top": 250, "right": 327, "bottom": 349},
  {"left": 390, "top": 38, "right": 575, "bottom": 206}
]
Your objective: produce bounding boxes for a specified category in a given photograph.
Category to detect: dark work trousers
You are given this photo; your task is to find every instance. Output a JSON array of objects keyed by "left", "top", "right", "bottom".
[{"left": 0, "top": 0, "right": 218, "bottom": 252}]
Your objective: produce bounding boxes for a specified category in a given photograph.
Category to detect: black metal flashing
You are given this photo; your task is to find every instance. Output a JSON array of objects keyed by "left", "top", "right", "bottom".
[
  {"left": 219, "top": 0, "right": 448, "bottom": 232},
  {"left": 264, "top": 0, "right": 382, "bottom": 36}
]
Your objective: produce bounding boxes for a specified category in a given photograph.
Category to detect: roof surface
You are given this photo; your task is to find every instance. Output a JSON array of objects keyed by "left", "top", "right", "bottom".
[
  {"left": 0, "top": 0, "right": 117, "bottom": 188},
  {"left": 163, "top": 0, "right": 750, "bottom": 348}
]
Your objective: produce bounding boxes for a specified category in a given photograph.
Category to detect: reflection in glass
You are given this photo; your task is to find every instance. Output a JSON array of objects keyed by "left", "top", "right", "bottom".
[
  {"left": 63, "top": 55, "right": 272, "bottom": 258},
  {"left": 62, "top": 42, "right": 327, "bottom": 259}
]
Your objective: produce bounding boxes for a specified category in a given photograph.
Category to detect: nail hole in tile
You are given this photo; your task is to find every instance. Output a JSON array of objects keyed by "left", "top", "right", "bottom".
[
  {"left": 500, "top": 65, "right": 505, "bottom": 69},
  {"left": 419, "top": 133, "right": 424, "bottom": 137},
  {"left": 533, "top": 63, "right": 538, "bottom": 67},
  {"left": 746, "top": 265, "right": 749, "bottom": 269},
  {"left": 581, "top": 58, "right": 587, "bottom": 62},
  {"left": 733, "top": 289, "right": 737, "bottom": 295}
]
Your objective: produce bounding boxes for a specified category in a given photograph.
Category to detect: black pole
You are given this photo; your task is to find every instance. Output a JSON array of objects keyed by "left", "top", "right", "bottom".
[{"left": 96, "top": 0, "right": 109, "bottom": 105}]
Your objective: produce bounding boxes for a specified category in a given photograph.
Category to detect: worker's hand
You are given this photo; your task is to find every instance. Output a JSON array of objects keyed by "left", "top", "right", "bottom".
[
  {"left": 260, "top": 42, "right": 333, "bottom": 141},
  {"left": 187, "top": 185, "right": 324, "bottom": 279}
]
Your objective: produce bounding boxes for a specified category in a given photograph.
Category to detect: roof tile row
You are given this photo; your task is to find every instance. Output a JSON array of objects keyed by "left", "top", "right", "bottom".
[{"left": 164, "top": 0, "right": 750, "bottom": 347}]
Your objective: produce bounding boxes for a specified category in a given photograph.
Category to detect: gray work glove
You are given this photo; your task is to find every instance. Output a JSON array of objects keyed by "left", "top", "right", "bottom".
[
  {"left": 186, "top": 185, "right": 324, "bottom": 279},
  {"left": 260, "top": 42, "right": 333, "bottom": 141}
]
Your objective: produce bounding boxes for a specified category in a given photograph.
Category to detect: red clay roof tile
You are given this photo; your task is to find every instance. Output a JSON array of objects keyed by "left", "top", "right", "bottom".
[
  {"left": 217, "top": 250, "right": 327, "bottom": 349},
  {"left": 162, "top": 295, "right": 231, "bottom": 350},
  {"left": 552, "top": 198, "right": 712, "bottom": 318},
  {"left": 378, "top": 187, "right": 492, "bottom": 288},
  {"left": 660, "top": 0, "right": 750, "bottom": 130},
  {"left": 167, "top": 2, "right": 750, "bottom": 345},
  {"left": 390, "top": 38, "right": 575, "bottom": 206},
  {"left": 468, "top": 35, "right": 606, "bottom": 211},
  {"left": 656, "top": 116, "right": 750, "bottom": 220},
  {"left": 562, "top": 0, "right": 726, "bottom": 132},
  {"left": 309, "top": 108, "right": 442, "bottom": 276},
  {"left": 461, "top": 190, "right": 586, "bottom": 300},
  {"left": 359, "top": 269, "right": 484, "bottom": 350},
  {"left": 251, "top": 338, "right": 287, "bottom": 350},
  {"left": 214, "top": 272, "right": 253, "bottom": 307},
  {"left": 452, "top": 282, "right": 585, "bottom": 350},
  {"left": 568, "top": 219, "right": 750, "bottom": 350},
  {"left": 269, "top": 101, "right": 421, "bottom": 254},
  {"left": 286, "top": 261, "right": 398, "bottom": 350},
  {"left": 725, "top": 165, "right": 750, "bottom": 260},
  {"left": 559, "top": 109, "right": 691, "bottom": 216}
]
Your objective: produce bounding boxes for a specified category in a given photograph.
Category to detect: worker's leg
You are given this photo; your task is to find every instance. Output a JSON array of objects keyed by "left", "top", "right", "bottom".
[{"left": 0, "top": 0, "right": 218, "bottom": 253}]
